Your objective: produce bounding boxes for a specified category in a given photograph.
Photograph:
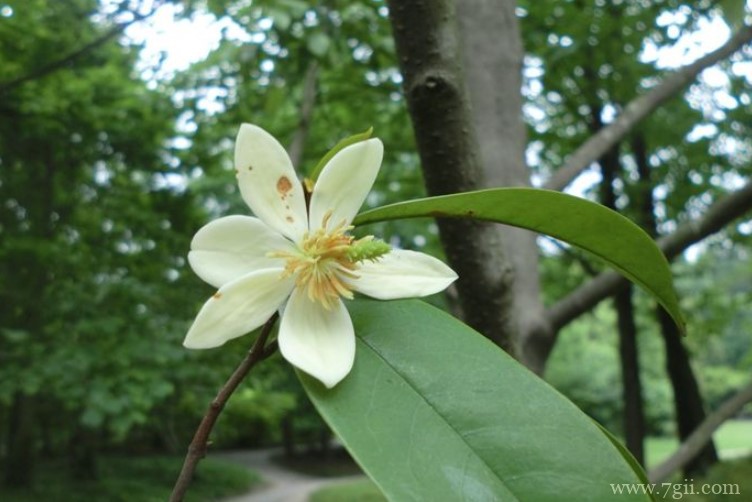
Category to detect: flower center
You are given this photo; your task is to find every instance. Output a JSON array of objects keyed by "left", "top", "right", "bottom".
[
  {"left": 274, "top": 214, "right": 358, "bottom": 310},
  {"left": 271, "top": 212, "right": 392, "bottom": 309}
]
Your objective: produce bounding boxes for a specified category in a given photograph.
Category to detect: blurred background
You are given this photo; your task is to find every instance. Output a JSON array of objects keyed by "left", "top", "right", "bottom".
[{"left": 1, "top": 0, "right": 751, "bottom": 500}]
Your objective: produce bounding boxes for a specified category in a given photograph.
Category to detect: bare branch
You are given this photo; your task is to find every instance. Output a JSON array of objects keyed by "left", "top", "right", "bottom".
[
  {"left": 169, "top": 314, "right": 279, "bottom": 502},
  {"left": 0, "top": 6, "right": 160, "bottom": 95},
  {"left": 542, "top": 236, "right": 599, "bottom": 277},
  {"left": 287, "top": 62, "right": 319, "bottom": 168},
  {"left": 649, "top": 378, "right": 752, "bottom": 483},
  {"left": 543, "top": 24, "right": 752, "bottom": 192},
  {"left": 546, "top": 179, "right": 752, "bottom": 332}
]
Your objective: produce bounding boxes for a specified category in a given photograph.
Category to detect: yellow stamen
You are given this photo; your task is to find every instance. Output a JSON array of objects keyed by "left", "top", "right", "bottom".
[{"left": 271, "top": 211, "right": 359, "bottom": 309}]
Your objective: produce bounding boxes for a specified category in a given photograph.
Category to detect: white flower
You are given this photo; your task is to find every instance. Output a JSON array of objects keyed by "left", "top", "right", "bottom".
[{"left": 184, "top": 124, "right": 458, "bottom": 388}]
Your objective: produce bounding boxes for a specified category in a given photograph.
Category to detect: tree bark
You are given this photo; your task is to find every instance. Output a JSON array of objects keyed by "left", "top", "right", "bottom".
[
  {"left": 454, "top": 0, "right": 550, "bottom": 368},
  {"left": 657, "top": 309, "right": 718, "bottom": 476},
  {"left": 281, "top": 415, "right": 296, "bottom": 458},
  {"left": 615, "top": 287, "right": 645, "bottom": 466},
  {"left": 600, "top": 147, "right": 646, "bottom": 465},
  {"left": 631, "top": 133, "right": 718, "bottom": 476},
  {"left": 596, "top": 117, "right": 646, "bottom": 466},
  {"left": 386, "top": 0, "right": 518, "bottom": 353},
  {"left": 70, "top": 427, "right": 99, "bottom": 481},
  {"left": 287, "top": 62, "right": 318, "bottom": 168},
  {"left": 4, "top": 393, "right": 35, "bottom": 487}
]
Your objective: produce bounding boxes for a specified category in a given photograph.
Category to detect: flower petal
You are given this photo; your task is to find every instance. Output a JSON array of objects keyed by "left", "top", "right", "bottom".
[
  {"left": 278, "top": 288, "right": 355, "bottom": 388},
  {"left": 352, "top": 249, "right": 458, "bottom": 300},
  {"left": 234, "top": 123, "right": 307, "bottom": 241},
  {"left": 188, "top": 215, "right": 296, "bottom": 289},
  {"left": 309, "top": 138, "right": 383, "bottom": 231},
  {"left": 184, "top": 269, "right": 294, "bottom": 349}
]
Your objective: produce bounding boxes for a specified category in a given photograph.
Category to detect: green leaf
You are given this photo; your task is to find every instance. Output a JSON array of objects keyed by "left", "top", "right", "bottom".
[
  {"left": 592, "top": 420, "right": 653, "bottom": 491},
  {"left": 268, "top": 8, "right": 292, "bottom": 31},
  {"left": 309, "top": 127, "right": 373, "bottom": 182},
  {"left": 307, "top": 32, "right": 331, "bottom": 57},
  {"left": 353, "top": 188, "right": 685, "bottom": 334},
  {"left": 300, "top": 299, "right": 651, "bottom": 501}
]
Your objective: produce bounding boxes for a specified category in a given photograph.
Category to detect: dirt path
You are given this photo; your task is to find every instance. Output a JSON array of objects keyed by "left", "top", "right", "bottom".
[{"left": 218, "top": 448, "right": 365, "bottom": 502}]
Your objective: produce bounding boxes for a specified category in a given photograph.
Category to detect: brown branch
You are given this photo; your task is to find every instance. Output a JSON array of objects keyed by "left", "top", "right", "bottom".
[
  {"left": 287, "top": 62, "right": 319, "bottom": 168},
  {"left": 649, "top": 378, "right": 752, "bottom": 483},
  {"left": 0, "top": 5, "right": 159, "bottom": 94},
  {"left": 546, "top": 178, "right": 752, "bottom": 333},
  {"left": 543, "top": 236, "right": 600, "bottom": 277},
  {"left": 169, "top": 314, "right": 279, "bottom": 502},
  {"left": 543, "top": 23, "right": 752, "bottom": 192}
]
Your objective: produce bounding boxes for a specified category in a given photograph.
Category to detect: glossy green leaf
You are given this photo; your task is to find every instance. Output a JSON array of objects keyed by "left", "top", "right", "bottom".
[
  {"left": 592, "top": 420, "right": 652, "bottom": 489},
  {"left": 353, "top": 188, "right": 685, "bottom": 333},
  {"left": 300, "top": 299, "right": 651, "bottom": 501}
]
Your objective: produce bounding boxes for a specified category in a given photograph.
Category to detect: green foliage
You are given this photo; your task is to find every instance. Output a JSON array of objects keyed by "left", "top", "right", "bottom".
[
  {"left": 0, "top": 0, "right": 221, "bottom": 475},
  {"left": 545, "top": 307, "right": 624, "bottom": 430},
  {"left": 302, "top": 299, "right": 650, "bottom": 501},
  {"left": 680, "top": 455, "right": 752, "bottom": 502},
  {"left": 214, "top": 387, "right": 296, "bottom": 447},
  {"left": 644, "top": 420, "right": 752, "bottom": 469},
  {"left": 0, "top": 455, "right": 258, "bottom": 502},
  {"left": 2, "top": 0, "right": 750, "bottom": 497},
  {"left": 310, "top": 478, "right": 386, "bottom": 502},
  {"left": 546, "top": 305, "right": 674, "bottom": 436}
]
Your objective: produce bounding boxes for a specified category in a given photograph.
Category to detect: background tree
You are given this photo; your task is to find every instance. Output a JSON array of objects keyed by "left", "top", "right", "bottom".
[
  {"left": 0, "top": 0, "right": 212, "bottom": 486},
  {"left": 2, "top": 0, "right": 751, "bottom": 494},
  {"left": 387, "top": 0, "right": 751, "bottom": 477}
]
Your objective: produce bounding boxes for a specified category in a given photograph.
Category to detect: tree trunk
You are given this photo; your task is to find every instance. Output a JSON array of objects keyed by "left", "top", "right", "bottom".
[
  {"left": 585, "top": 46, "right": 649, "bottom": 463},
  {"left": 599, "top": 142, "right": 647, "bottom": 466},
  {"left": 281, "top": 415, "right": 296, "bottom": 458},
  {"left": 631, "top": 134, "right": 718, "bottom": 476},
  {"left": 4, "top": 392, "right": 35, "bottom": 487},
  {"left": 318, "top": 427, "right": 331, "bottom": 459},
  {"left": 657, "top": 309, "right": 718, "bottom": 475},
  {"left": 454, "top": 0, "right": 551, "bottom": 368},
  {"left": 70, "top": 427, "right": 99, "bottom": 481},
  {"left": 615, "top": 287, "right": 646, "bottom": 465},
  {"left": 386, "top": 0, "right": 519, "bottom": 354}
]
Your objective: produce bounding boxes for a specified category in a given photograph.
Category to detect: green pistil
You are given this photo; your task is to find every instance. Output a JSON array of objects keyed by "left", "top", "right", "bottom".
[{"left": 346, "top": 236, "right": 391, "bottom": 263}]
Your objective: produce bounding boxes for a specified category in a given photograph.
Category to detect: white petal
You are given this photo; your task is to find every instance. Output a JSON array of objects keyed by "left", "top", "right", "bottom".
[
  {"left": 184, "top": 269, "right": 294, "bottom": 349},
  {"left": 188, "top": 215, "right": 296, "bottom": 289},
  {"left": 352, "top": 249, "right": 458, "bottom": 300},
  {"left": 278, "top": 288, "right": 355, "bottom": 388},
  {"left": 234, "top": 124, "right": 307, "bottom": 241},
  {"left": 309, "top": 138, "right": 383, "bottom": 231}
]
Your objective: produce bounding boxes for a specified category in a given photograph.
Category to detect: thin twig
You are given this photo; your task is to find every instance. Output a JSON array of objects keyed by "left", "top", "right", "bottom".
[
  {"left": 649, "top": 377, "right": 752, "bottom": 483},
  {"left": 542, "top": 236, "right": 599, "bottom": 277},
  {"left": 169, "top": 313, "right": 279, "bottom": 502},
  {"left": 0, "top": 3, "right": 162, "bottom": 94}
]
